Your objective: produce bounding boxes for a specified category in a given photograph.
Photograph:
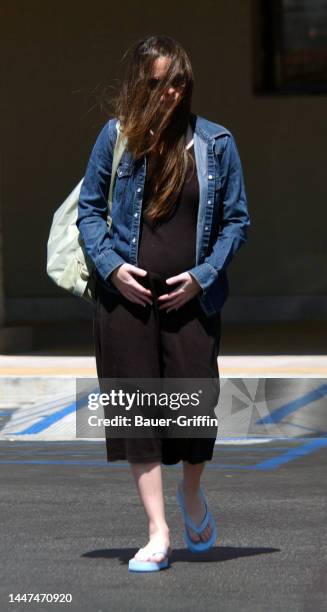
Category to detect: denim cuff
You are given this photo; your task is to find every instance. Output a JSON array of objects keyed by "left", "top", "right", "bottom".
[
  {"left": 186, "top": 262, "right": 218, "bottom": 295},
  {"left": 96, "top": 249, "right": 126, "bottom": 283}
]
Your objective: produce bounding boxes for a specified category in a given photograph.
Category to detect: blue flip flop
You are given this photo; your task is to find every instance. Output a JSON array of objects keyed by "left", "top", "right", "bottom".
[
  {"left": 176, "top": 481, "right": 217, "bottom": 552},
  {"left": 128, "top": 545, "right": 171, "bottom": 572}
]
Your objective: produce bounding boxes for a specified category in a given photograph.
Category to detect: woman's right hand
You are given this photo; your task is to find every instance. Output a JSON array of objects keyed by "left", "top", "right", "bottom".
[{"left": 109, "top": 264, "right": 153, "bottom": 307}]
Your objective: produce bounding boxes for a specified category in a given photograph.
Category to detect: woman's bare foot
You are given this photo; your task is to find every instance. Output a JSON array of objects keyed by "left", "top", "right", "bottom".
[
  {"left": 178, "top": 481, "right": 212, "bottom": 543},
  {"left": 133, "top": 527, "right": 171, "bottom": 563}
]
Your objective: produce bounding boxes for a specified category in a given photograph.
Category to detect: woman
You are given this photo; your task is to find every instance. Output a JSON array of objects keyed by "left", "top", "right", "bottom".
[{"left": 77, "top": 35, "right": 250, "bottom": 572}]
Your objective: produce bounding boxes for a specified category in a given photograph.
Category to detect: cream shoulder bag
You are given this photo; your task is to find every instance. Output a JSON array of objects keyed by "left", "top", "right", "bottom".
[{"left": 46, "top": 120, "right": 126, "bottom": 303}]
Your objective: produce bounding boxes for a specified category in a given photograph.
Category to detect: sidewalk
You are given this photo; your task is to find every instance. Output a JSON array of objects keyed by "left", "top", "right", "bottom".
[{"left": 0, "top": 354, "right": 327, "bottom": 376}]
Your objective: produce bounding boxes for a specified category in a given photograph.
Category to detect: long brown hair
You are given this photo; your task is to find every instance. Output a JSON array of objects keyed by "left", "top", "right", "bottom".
[{"left": 110, "top": 35, "right": 195, "bottom": 223}]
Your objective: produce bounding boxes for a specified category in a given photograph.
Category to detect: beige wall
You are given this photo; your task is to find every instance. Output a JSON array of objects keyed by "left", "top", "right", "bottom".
[{"left": 1, "top": 0, "right": 326, "bottom": 321}]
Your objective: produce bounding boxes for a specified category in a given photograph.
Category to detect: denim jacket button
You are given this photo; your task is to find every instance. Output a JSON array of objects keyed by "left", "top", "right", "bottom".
[
  {"left": 208, "top": 174, "right": 213, "bottom": 179},
  {"left": 134, "top": 212, "right": 138, "bottom": 217},
  {"left": 137, "top": 187, "right": 142, "bottom": 193},
  {"left": 132, "top": 237, "right": 136, "bottom": 243},
  {"left": 205, "top": 226, "right": 209, "bottom": 231}
]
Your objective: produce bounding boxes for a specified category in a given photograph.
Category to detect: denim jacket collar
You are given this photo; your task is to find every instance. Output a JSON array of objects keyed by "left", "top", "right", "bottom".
[{"left": 190, "top": 112, "right": 230, "bottom": 142}]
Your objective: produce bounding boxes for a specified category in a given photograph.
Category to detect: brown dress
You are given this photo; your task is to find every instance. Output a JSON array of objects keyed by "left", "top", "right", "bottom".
[{"left": 93, "top": 133, "right": 221, "bottom": 464}]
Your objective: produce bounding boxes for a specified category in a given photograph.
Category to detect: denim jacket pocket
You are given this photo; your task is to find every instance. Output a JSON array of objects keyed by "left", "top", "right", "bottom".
[
  {"left": 116, "top": 162, "right": 134, "bottom": 178},
  {"left": 114, "top": 162, "right": 134, "bottom": 203}
]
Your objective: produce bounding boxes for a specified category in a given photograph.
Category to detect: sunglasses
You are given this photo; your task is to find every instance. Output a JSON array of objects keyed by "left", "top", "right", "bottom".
[{"left": 147, "top": 74, "right": 186, "bottom": 91}]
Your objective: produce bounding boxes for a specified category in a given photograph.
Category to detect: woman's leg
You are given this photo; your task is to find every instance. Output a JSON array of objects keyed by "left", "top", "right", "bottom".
[
  {"left": 159, "top": 298, "right": 221, "bottom": 545},
  {"left": 94, "top": 281, "right": 170, "bottom": 559},
  {"left": 130, "top": 461, "right": 170, "bottom": 561},
  {"left": 180, "top": 461, "right": 213, "bottom": 543}
]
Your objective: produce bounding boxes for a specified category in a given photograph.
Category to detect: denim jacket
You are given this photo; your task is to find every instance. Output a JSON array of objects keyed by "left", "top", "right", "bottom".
[{"left": 77, "top": 112, "right": 250, "bottom": 317}]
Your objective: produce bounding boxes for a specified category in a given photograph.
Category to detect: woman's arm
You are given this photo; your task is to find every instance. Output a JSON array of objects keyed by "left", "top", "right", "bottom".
[
  {"left": 76, "top": 121, "right": 127, "bottom": 282},
  {"left": 186, "top": 132, "right": 250, "bottom": 295}
]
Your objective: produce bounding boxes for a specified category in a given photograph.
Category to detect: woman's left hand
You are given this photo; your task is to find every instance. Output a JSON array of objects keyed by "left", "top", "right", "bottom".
[{"left": 157, "top": 272, "right": 202, "bottom": 312}]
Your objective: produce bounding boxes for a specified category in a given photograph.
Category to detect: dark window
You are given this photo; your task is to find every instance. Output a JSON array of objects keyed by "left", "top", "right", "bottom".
[{"left": 254, "top": 0, "right": 327, "bottom": 94}]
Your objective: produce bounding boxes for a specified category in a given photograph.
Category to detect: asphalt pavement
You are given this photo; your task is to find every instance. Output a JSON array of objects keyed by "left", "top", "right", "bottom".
[{"left": 1, "top": 438, "right": 326, "bottom": 612}]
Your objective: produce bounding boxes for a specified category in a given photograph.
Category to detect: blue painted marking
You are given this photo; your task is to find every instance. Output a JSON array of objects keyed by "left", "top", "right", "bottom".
[
  {"left": 0, "top": 447, "right": 289, "bottom": 457},
  {"left": 254, "top": 438, "right": 327, "bottom": 469},
  {"left": 0, "top": 411, "right": 15, "bottom": 417},
  {"left": 9, "top": 387, "right": 99, "bottom": 435},
  {"left": 0, "top": 459, "right": 255, "bottom": 468},
  {"left": 0, "top": 460, "right": 124, "bottom": 466},
  {"left": 0, "top": 450, "right": 106, "bottom": 456},
  {"left": 12, "top": 402, "right": 77, "bottom": 434},
  {"left": 0, "top": 437, "right": 327, "bottom": 470},
  {"left": 1, "top": 438, "right": 327, "bottom": 470},
  {"left": 256, "top": 384, "right": 327, "bottom": 425},
  {"left": 218, "top": 436, "right": 327, "bottom": 441},
  {"left": 0, "top": 439, "right": 103, "bottom": 445}
]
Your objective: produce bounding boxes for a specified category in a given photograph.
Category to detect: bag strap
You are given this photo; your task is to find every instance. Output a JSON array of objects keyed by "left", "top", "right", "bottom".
[{"left": 108, "top": 120, "right": 127, "bottom": 213}]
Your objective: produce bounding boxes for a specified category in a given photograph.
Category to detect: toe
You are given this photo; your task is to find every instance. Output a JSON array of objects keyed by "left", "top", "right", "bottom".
[
  {"left": 187, "top": 526, "right": 201, "bottom": 543},
  {"left": 200, "top": 521, "right": 216, "bottom": 543},
  {"left": 200, "top": 524, "right": 212, "bottom": 541},
  {"left": 148, "top": 552, "right": 165, "bottom": 562},
  {"left": 134, "top": 544, "right": 168, "bottom": 563}
]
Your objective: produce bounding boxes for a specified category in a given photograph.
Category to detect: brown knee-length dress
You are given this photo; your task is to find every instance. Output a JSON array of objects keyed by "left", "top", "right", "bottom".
[{"left": 93, "top": 131, "right": 221, "bottom": 464}]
